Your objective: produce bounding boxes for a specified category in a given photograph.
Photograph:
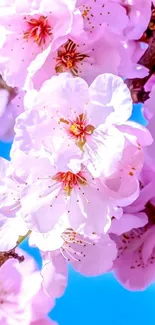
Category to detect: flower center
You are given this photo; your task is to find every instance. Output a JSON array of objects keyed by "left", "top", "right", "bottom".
[
  {"left": 55, "top": 39, "right": 89, "bottom": 76},
  {"left": 82, "top": 8, "right": 90, "bottom": 18},
  {"left": 53, "top": 171, "right": 87, "bottom": 196},
  {"left": 60, "top": 113, "right": 95, "bottom": 150},
  {"left": 23, "top": 15, "right": 52, "bottom": 46}
]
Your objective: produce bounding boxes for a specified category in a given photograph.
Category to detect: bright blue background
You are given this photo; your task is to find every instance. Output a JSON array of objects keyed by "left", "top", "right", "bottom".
[{"left": 1, "top": 105, "right": 154, "bottom": 325}]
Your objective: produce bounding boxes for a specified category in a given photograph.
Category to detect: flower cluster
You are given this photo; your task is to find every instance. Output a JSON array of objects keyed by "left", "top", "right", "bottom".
[
  {"left": 0, "top": 248, "right": 57, "bottom": 324},
  {"left": 0, "top": 1, "right": 155, "bottom": 320}
]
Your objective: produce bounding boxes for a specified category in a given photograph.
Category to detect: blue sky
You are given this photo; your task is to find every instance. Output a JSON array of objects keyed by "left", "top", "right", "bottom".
[{"left": 0, "top": 105, "right": 154, "bottom": 325}]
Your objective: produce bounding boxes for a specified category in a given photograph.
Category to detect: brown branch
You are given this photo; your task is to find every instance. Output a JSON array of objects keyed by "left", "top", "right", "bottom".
[{"left": 0, "top": 249, "right": 24, "bottom": 267}]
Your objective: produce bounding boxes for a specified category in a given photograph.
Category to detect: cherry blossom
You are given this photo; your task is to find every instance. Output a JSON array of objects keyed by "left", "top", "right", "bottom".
[
  {"left": 16, "top": 149, "right": 119, "bottom": 235},
  {"left": 12, "top": 73, "right": 134, "bottom": 178},
  {"left": 111, "top": 222, "right": 155, "bottom": 290},
  {"left": 27, "top": 28, "right": 124, "bottom": 89},
  {"left": 0, "top": 0, "right": 155, "bottom": 295},
  {"left": 30, "top": 219, "right": 117, "bottom": 297},
  {"left": 110, "top": 154, "right": 155, "bottom": 290},
  {"left": 27, "top": 1, "right": 150, "bottom": 86},
  {"left": 0, "top": 0, "right": 74, "bottom": 87},
  {"left": 0, "top": 252, "right": 55, "bottom": 325}
]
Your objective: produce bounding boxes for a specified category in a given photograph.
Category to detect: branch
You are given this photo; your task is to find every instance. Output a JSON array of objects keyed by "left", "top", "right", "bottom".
[
  {"left": 0, "top": 249, "right": 24, "bottom": 267},
  {"left": 0, "top": 231, "right": 31, "bottom": 267}
]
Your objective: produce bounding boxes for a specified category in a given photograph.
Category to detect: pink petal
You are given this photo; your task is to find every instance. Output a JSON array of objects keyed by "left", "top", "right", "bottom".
[
  {"left": 42, "top": 251, "right": 68, "bottom": 299},
  {"left": 71, "top": 234, "right": 117, "bottom": 276},
  {"left": 110, "top": 212, "right": 148, "bottom": 235}
]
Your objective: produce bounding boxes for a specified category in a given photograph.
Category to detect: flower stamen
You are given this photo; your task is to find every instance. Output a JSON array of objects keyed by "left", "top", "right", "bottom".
[
  {"left": 59, "top": 113, "right": 95, "bottom": 150},
  {"left": 53, "top": 171, "right": 87, "bottom": 196},
  {"left": 55, "top": 39, "right": 89, "bottom": 76},
  {"left": 60, "top": 229, "right": 93, "bottom": 262},
  {"left": 23, "top": 15, "right": 52, "bottom": 47}
]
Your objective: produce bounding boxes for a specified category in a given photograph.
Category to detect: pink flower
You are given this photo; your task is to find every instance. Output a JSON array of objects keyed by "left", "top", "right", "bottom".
[
  {"left": 33, "top": 221, "right": 117, "bottom": 298},
  {"left": 99, "top": 120, "right": 153, "bottom": 212},
  {"left": 0, "top": 0, "right": 73, "bottom": 87},
  {"left": 18, "top": 149, "right": 120, "bottom": 235},
  {"left": 27, "top": 2, "right": 149, "bottom": 84},
  {"left": 111, "top": 223, "right": 155, "bottom": 291},
  {"left": 13, "top": 73, "right": 133, "bottom": 178},
  {"left": 110, "top": 158, "right": 155, "bottom": 290},
  {"left": 28, "top": 28, "right": 123, "bottom": 88},
  {"left": 0, "top": 252, "right": 54, "bottom": 324}
]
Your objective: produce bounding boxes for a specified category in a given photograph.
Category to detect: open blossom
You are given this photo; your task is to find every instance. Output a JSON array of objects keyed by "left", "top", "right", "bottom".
[
  {"left": 28, "top": 218, "right": 117, "bottom": 298},
  {"left": 111, "top": 219, "right": 155, "bottom": 291},
  {"left": 15, "top": 147, "right": 122, "bottom": 235},
  {"left": 110, "top": 155, "right": 155, "bottom": 290},
  {"left": 0, "top": 147, "right": 121, "bottom": 249},
  {"left": 107, "top": 85, "right": 155, "bottom": 290},
  {"left": 0, "top": 135, "right": 148, "bottom": 252},
  {"left": 28, "top": 34, "right": 148, "bottom": 90},
  {"left": 0, "top": 0, "right": 155, "bottom": 298},
  {"left": 27, "top": 0, "right": 150, "bottom": 86},
  {"left": 0, "top": 0, "right": 74, "bottom": 87},
  {"left": 13, "top": 73, "right": 153, "bottom": 178},
  {"left": 12, "top": 73, "right": 134, "bottom": 178},
  {"left": 0, "top": 251, "right": 55, "bottom": 325},
  {"left": 26, "top": 0, "right": 131, "bottom": 87},
  {"left": 28, "top": 29, "right": 123, "bottom": 88},
  {"left": 41, "top": 232, "right": 117, "bottom": 298},
  {"left": 111, "top": 222, "right": 155, "bottom": 291},
  {"left": 99, "top": 122, "right": 153, "bottom": 216}
]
